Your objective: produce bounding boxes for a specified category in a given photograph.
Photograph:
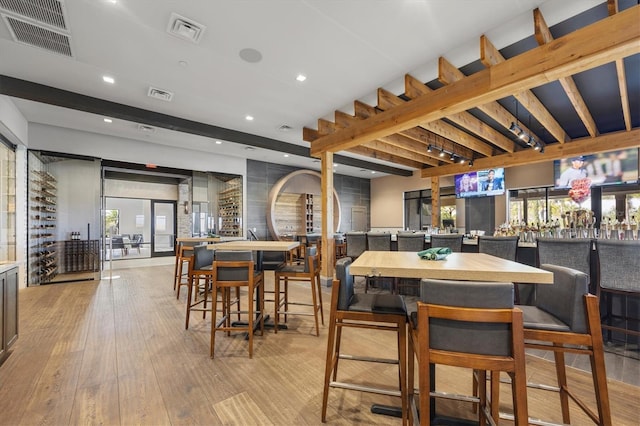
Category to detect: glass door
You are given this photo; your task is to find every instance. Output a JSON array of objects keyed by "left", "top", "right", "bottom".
[{"left": 151, "top": 200, "right": 176, "bottom": 257}]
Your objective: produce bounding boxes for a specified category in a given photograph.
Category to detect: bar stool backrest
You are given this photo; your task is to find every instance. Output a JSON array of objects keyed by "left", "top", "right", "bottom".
[
  {"left": 429, "top": 234, "right": 463, "bottom": 252},
  {"left": 397, "top": 233, "right": 425, "bottom": 252},
  {"left": 366, "top": 232, "right": 391, "bottom": 251},
  {"left": 421, "top": 279, "right": 514, "bottom": 356},
  {"left": 536, "top": 237, "right": 592, "bottom": 281},
  {"left": 214, "top": 250, "right": 253, "bottom": 280},
  {"left": 596, "top": 239, "right": 640, "bottom": 292},
  {"left": 345, "top": 232, "right": 367, "bottom": 258},
  {"left": 478, "top": 235, "right": 519, "bottom": 261},
  {"left": 193, "top": 245, "right": 215, "bottom": 270}
]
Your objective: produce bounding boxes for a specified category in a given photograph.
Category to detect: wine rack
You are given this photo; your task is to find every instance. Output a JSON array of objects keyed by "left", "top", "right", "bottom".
[
  {"left": 218, "top": 182, "right": 242, "bottom": 237},
  {"left": 30, "top": 170, "right": 58, "bottom": 284},
  {"left": 63, "top": 240, "right": 100, "bottom": 273},
  {"left": 304, "top": 193, "right": 314, "bottom": 233}
]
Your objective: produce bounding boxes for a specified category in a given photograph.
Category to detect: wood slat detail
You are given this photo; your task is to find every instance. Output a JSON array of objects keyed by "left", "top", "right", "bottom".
[{"left": 404, "top": 74, "right": 515, "bottom": 153}]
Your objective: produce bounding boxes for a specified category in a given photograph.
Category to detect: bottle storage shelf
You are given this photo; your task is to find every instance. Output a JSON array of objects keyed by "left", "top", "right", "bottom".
[
  {"left": 218, "top": 183, "right": 242, "bottom": 237},
  {"left": 29, "top": 168, "right": 58, "bottom": 284},
  {"left": 62, "top": 240, "right": 100, "bottom": 273}
]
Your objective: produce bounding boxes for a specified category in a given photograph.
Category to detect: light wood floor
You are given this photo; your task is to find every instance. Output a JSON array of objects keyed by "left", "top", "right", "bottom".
[{"left": 0, "top": 263, "right": 639, "bottom": 425}]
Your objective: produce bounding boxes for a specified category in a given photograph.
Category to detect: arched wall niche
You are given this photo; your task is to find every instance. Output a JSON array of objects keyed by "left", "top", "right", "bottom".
[{"left": 267, "top": 170, "right": 341, "bottom": 240}]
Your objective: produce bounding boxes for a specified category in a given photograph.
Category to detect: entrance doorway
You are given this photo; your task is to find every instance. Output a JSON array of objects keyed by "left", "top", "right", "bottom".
[{"left": 151, "top": 200, "right": 176, "bottom": 257}]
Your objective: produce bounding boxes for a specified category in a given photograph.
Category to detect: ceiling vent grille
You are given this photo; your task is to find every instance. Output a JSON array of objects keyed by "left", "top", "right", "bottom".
[
  {"left": 166, "top": 12, "right": 205, "bottom": 43},
  {"left": 138, "top": 124, "right": 156, "bottom": 133},
  {"left": 2, "top": 14, "right": 71, "bottom": 56},
  {"left": 0, "top": 0, "right": 67, "bottom": 30},
  {"left": 147, "top": 86, "right": 173, "bottom": 102}
]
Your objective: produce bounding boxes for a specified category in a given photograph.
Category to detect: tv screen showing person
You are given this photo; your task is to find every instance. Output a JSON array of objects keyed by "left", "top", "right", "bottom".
[
  {"left": 557, "top": 156, "right": 588, "bottom": 188},
  {"left": 480, "top": 168, "right": 504, "bottom": 192},
  {"left": 455, "top": 172, "right": 477, "bottom": 197},
  {"left": 554, "top": 148, "right": 638, "bottom": 188}
]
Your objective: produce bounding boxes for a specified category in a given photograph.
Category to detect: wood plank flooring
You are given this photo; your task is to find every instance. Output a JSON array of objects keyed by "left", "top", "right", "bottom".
[{"left": 0, "top": 262, "right": 638, "bottom": 425}]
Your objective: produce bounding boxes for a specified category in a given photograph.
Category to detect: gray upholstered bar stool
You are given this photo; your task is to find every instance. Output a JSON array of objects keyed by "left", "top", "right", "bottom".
[
  {"left": 322, "top": 257, "right": 408, "bottom": 424},
  {"left": 429, "top": 233, "right": 463, "bottom": 252},
  {"left": 513, "top": 264, "right": 611, "bottom": 425},
  {"left": 365, "top": 232, "right": 392, "bottom": 293},
  {"left": 185, "top": 245, "right": 216, "bottom": 329},
  {"left": 595, "top": 239, "right": 640, "bottom": 341},
  {"left": 536, "top": 237, "right": 593, "bottom": 288},
  {"left": 408, "top": 279, "right": 528, "bottom": 425}
]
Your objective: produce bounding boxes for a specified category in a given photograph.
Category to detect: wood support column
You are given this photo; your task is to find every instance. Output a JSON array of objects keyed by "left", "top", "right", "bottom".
[
  {"left": 431, "top": 177, "right": 440, "bottom": 229},
  {"left": 320, "top": 152, "right": 335, "bottom": 286}
]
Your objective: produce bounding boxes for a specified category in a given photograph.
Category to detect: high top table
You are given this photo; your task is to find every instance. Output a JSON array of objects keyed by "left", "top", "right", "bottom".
[
  {"left": 350, "top": 250, "right": 553, "bottom": 423},
  {"left": 207, "top": 240, "right": 301, "bottom": 332},
  {"left": 350, "top": 251, "right": 553, "bottom": 284}
]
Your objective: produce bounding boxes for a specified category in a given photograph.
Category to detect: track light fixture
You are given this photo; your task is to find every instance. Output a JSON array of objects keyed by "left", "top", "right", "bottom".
[
  {"left": 449, "top": 153, "right": 456, "bottom": 161},
  {"left": 427, "top": 144, "right": 432, "bottom": 153},
  {"left": 468, "top": 159, "right": 474, "bottom": 167},
  {"left": 427, "top": 136, "right": 475, "bottom": 165}
]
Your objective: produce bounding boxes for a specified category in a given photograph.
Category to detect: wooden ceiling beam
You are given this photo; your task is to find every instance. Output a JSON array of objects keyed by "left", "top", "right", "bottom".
[
  {"left": 438, "top": 56, "right": 546, "bottom": 145},
  {"left": 480, "top": 35, "right": 569, "bottom": 144},
  {"left": 377, "top": 88, "right": 494, "bottom": 157},
  {"left": 404, "top": 74, "right": 515, "bottom": 153},
  {"left": 421, "top": 128, "right": 640, "bottom": 178},
  {"left": 347, "top": 145, "right": 424, "bottom": 169},
  {"left": 354, "top": 101, "right": 464, "bottom": 165},
  {"left": 534, "top": 8, "right": 599, "bottom": 137},
  {"left": 334, "top": 110, "right": 440, "bottom": 166},
  {"left": 308, "top": 6, "right": 639, "bottom": 156},
  {"left": 608, "top": 0, "right": 632, "bottom": 131}
]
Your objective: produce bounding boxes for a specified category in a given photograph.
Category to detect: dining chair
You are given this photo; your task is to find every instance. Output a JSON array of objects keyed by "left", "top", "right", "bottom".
[
  {"left": 409, "top": 279, "right": 527, "bottom": 426},
  {"left": 514, "top": 264, "right": 611, "bottom": 425},
  {"left": 210, "top": 250, "right": 264, "bottom": 358},
  {"left": 595, "top": 239, "right": 640, "bottom": 340},
  {"left": 322, "top": 257, "right": 408, "bottom": 425},
  {"left": 274, "top": 246, "right": 323, "bottom": 336},
  {"left": 345, "top": 231, "right": 367, "bottom": 259},
  {"left": 395, "top": 232, "right": 425, "bottom": 295},
  {"left": 365, "top": 232, "right": 392, "bottom": 293},
  {"left": 429, "top": 234, "right": 463, "bottom": 252}
]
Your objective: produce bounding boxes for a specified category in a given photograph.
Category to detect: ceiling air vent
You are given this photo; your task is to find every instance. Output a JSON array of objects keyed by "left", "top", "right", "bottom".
[
  {"left": 2, "top": 14, "right": 71, "bottom": 56},
  {"left": 167, "top": 12, "right": 205, "bottom": 44},
  {"left": 138, "top": 124, "right": 156, "bottom": 134},
  {"left": 0, "top": 0, "right": 68, "bottom": 30},
  {"left": 147, "top": 86, "right": 173, "bottom": 102}
]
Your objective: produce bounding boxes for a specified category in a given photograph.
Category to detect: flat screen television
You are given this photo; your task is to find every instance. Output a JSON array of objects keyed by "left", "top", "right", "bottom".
[
  {"left": 553, "top": 148, "right": 639, "bottom": 189},
  {"left": 455, "top": 168, "right": 505, "bottom": 198}
]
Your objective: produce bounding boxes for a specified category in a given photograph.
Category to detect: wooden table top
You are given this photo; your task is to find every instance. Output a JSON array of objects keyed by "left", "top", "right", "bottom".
[
  {"left": 350, "top": 251, "right": 553, "bottom": 284},
  {"left": 177, "top": 237, "right": 221, "bottom": 243},
  {"left": 208, "top": 240, "right": 300, "bottom": 251}
]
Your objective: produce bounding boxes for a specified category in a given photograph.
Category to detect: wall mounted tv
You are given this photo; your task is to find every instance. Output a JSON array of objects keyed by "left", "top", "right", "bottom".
[
  {"left": 455, "top": 168, "right": 505, "bottom": 199},
  {"left": 553, "top": 148, "right": 639, "bottom": 189}
]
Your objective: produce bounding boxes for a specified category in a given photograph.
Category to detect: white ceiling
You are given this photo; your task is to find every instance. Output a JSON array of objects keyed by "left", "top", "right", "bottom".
[{"left": 0, "top": 0, "right": 603, "bottom": 177}]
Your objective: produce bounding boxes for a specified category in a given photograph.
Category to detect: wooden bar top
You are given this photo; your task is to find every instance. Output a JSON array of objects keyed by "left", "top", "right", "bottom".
[{"left": 350, "top": 251, "right": 553, "bottom": 284}]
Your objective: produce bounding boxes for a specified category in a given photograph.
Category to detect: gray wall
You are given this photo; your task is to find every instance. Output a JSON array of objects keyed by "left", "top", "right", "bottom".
[{"left": 246, "top": 160, "right": 370, "bottom": 240}]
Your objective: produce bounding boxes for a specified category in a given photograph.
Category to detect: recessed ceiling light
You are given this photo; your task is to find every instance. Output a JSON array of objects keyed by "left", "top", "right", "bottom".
[
  {"left": 371, "top": 171, "right": 376, "bottom": 174},
  {"left": 107, "top": 0, "right": 117, "bottom": 4},
  {"left": 102, "top": 75, "right": 115, "bottom": 84},
  {"left": 283, "top": 154, "right": 289, "bottom": 158},
  {"left": 103, "top": 118, "right": 112, "bottom": 123},
  {"left": 215, "top": 140, "right": 222, "bottom": 145},
  {"left": 244, "top": 146, "right": 256, "bottom": 151},
  {"left": 296, "top": 74, "right": 307, "bottom": 82},
  {"left": 178, "top": 60, "right": 188, "bottom": 67},
  {"left": 245, "top": 115, "right": 254, "bottom": 121}
]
